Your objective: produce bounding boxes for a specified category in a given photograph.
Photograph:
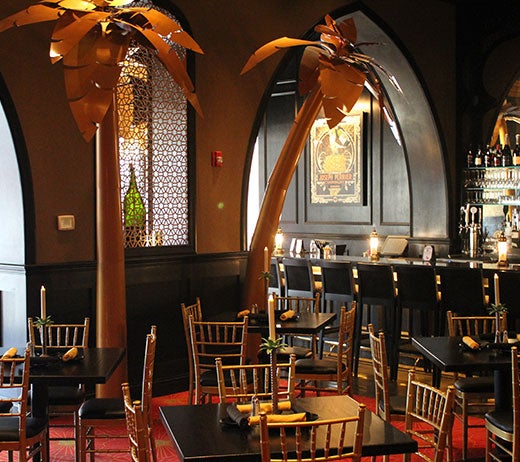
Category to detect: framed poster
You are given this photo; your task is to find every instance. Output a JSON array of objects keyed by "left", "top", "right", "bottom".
[{"left": 310, "top": 113, "right": 364, "bottom": 205}]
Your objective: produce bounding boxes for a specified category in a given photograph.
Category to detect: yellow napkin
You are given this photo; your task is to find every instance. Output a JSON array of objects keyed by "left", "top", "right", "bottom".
[
  {"left": 248, "top": 412, "right": 306, "bottom": 426},
  {"left": 279, "top": 310, "right": 295, "bottom": 321},
  {"left": 462, "top": 336, "right": 480, "bottom": 350},
  {"left": 62, "top": 347, "right": 78, "bottom": 362},
  {"left": 236, "top": 400, "right": 292, "bottom": 414},
  {"left": 237, "top": 309, "right": 250, "bottom": 318},
  {"left": 2, "top": 348, "right": 17, "bottom": 359}
]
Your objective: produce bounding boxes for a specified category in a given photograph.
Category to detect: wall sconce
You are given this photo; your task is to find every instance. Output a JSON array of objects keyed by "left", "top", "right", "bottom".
[
  {"left": 274, "top": 228, "right": 284, "bottom": 255},
  {"left": 369, "top": 228, "right": 380, "bottom": 261},
  {"left": 497, "top": 232, "right": 508, "bottom": 267}
]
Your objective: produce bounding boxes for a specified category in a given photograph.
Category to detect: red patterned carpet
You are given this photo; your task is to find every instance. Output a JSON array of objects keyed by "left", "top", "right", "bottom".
[{"left": 0, "top": 389, "right": 486, "bottom": 461}]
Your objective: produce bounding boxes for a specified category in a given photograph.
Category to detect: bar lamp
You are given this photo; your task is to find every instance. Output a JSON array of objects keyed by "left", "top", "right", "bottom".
[
  {"left": 369, "top": 228, "right": 380, "bottom": 261},
  {"left": 497, "top": 232, "right": 508, "bottom": 267},
  {"left": 274, "top": 228, "right": 284, "bottom": 255}
]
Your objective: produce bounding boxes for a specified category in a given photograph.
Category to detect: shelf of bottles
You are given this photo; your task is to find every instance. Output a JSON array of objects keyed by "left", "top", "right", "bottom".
[{"left": 464, "top": 136, "right": 520, "bottom": 205}]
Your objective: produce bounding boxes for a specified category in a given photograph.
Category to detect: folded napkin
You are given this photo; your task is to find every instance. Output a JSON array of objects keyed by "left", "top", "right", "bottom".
[
  {"left": 236, "top": 400, "right": 292, "bottom": 414},
  {"left": 2, "top": 347, "right": 17, "bottom": 359},
  {"left": 279, "top": 310, "right": 295, "bottom": 321},
  {"left": 62, "top": 347, "right": 78, "bottom": 362},
  {"left": 226, "top": 403, "right": 250, "bottom": 429},
  {"left": 237, "top": 309, "right": 250, "bottom": 319},
  {"left": 462, "top": 336, "right": 480, "bottom": 350},
  {"left": 248, "top": 412, "right": 307, "bottom": 426}
]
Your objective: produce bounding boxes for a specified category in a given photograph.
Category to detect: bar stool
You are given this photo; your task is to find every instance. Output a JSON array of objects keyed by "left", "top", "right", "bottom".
[
  {"left": 354, "top": 263, "right": 397, "bottom": 378},
  {"left": 268, "top": 257, "right": 284, "bottom": 296},
  {"left": 281, "top": 257, "right": 317, "bottom": 299},
  {"left": 437, "top": 266, "right": 486, "bottom": 333},
  {"left": 394, "top": 265, "right": 440, "bottom": 379},
  {"left": 318, "top": 260, "right": 355, "bottom": 353}
]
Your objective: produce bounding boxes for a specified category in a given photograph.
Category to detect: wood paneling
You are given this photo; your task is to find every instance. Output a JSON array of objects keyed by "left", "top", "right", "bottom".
[{"left": 2, "top": 253, "right": 247, "bottom": 396}]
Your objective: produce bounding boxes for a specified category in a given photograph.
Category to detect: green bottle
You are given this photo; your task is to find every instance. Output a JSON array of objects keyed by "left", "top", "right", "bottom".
[{"left": 124, "top": 164, "right": 146, "bottom": 247}]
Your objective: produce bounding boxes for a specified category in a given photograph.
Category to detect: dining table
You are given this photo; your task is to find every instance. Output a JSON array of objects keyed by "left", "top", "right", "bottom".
[
  {"left": 160, "top": 394, "right": 418, "bottom": 461},
  {"left": 1, "top": 345, "right": 126, "bottom": 461},
  {"left": 411, "top": 335, "right": 514, "bottom": 410}
]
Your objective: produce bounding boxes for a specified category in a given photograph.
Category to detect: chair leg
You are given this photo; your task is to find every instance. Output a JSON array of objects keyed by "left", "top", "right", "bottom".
[{"left": 461, "top": 396, "right": 468, "bottom": 461}]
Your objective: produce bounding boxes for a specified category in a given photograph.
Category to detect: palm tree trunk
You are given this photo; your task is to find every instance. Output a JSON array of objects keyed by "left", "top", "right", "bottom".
[
  {"left": 96, "top": 96, "right": 128, "bottom": 397},
  {"left": 243, "top": 86, "right": 323, "bottom": 309}
]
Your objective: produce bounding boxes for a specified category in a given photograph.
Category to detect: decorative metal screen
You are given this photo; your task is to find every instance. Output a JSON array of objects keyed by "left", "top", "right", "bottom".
[{"left": 117, "top": 2, "right": 189, "bottom": 248}]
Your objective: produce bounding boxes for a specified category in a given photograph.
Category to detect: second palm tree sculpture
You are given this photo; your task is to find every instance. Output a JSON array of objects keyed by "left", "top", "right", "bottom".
[{"left": 241, "top": 15, "right": 402, "bottom": 309}]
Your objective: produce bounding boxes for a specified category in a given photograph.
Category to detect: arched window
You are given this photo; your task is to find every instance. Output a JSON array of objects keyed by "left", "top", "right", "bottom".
[{"left": 117, "top": 1, "right": 190, "bottom": 249}]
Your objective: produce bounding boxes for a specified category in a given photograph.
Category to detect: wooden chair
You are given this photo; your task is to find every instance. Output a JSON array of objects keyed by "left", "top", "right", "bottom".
[
  {"left": 259, "top": 403, "right": 365, "bottom": 462},
  {"left": 404, "top": 369, "right": 455, "bottom": 462},
  {"left": 367, "top": 324, "right": 406, "bottom": 423},
  {"left": 28, "top": 316, "right": 90, "bottom": 461},
  {"left": 180, "top": 297, "right": 203, "bottom": 404},
  {"left": 447, "top": 310, "right": 502, "bottom": 460},
  {"left": 272, "top": 294, "right": 321, "bottom": 360},
  {"left": 122, "top": 382, "right": 151, "bottom": 462},
  {"left": 485, "top": 346, "right": 520, "bottom": 461},
  {"left": 294, "top": 304, "right": 356, "bottom": 396},
  {"left": 189, "top": 317, "right": 249, "bottom": 404},
  {"left": 215, "top": 354, "right": 296, "bottom": 404},
  {"left": 78, "top": 325, "right": 157, "bottom": 462},
  {"left": 0, "top": 348, "right": 48, "bottom": 462}
]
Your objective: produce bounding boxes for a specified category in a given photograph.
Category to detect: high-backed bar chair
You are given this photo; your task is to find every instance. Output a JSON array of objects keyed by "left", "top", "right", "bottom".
[
  {"left": 78, "top": 325, "right": 157, "bottom": 462},
  {"left": 268, "top": 257, "right": 285, "bottom": 297},
  {"left": 495, "top": 271, "right": 520, "bottom": 333},
  {"left": 354, "top": 263, "right": 397, "bottom": 378},
  {"left": 281, "top": 257, "right": 316, "bottom": 299},
  {"left": 394, "top": 265, "right": 440, "bottom": 377}
]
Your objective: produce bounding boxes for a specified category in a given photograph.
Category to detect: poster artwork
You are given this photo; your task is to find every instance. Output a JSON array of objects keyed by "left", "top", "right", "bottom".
[{"left": 310, "top": 114, "right": 362, "bottom": 204}]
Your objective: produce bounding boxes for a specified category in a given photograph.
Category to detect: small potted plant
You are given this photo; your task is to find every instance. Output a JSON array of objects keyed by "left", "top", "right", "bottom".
[
  {"left": 259, "top": 337, "right": 288, "bottom": 414},
  {"left": 487, "top": 303, "right": 508, "bottom": 343},
  {"left": 33, "top": 316, "right": 54, "bottom": 356},
  {"left": 258, "top": 270, "right": 271, "bottom": 312}
]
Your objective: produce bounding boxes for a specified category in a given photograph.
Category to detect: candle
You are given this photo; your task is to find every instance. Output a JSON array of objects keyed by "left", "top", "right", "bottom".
[
  {"left": 264, "top": 246, "right": 269, "bottom": 274},
  {"left": 268, "top": 294, "right": 276, "bottom": 340},
  {"left": 494, "top": 273, "right": 500, "bottom": 305},
  {"left": 40, "top": 285, "right": 47, "bottom": 320}
]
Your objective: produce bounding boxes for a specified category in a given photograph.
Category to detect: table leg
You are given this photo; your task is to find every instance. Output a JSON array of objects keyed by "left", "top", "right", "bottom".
[
  {"left": 30, "top": 383, "right": 49, "bottom": 462},
  {"left": 494, "top": 368, "right": 512, "bottom": 411}
]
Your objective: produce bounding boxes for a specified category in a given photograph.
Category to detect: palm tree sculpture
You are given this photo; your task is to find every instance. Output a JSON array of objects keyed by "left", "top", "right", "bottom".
[
  {"left": 0, "top": 0, "right": 203, "bottom": 395},
  {"left": 241, "top": 15, "right": 402, "bottom": 309}
]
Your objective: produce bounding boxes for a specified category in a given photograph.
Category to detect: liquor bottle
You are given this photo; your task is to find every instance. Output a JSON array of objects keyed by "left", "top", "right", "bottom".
[
  {"left": 124, "top": 164, "right": 146, "bottom": 247},
  {"left": 474, "top": 145, "right": 483, "bottom": 166},
  {"left": 502, "top": 134, "right": 512, "bottom": 166},
  {"left": 493, "top": 143, "right": 502, "bottom": 167},
  {"left": 484, "top": 144, "right": 493, "bottom": 167},
  {"left": 466, "top": 145, "right": 474, "bottom": 167},
  {"left": 513, "top": 134, "right": 520, "bottom": 166}
]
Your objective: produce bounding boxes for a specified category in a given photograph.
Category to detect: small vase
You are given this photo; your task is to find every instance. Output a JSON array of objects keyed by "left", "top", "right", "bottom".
[{"left": 39, "top": 326, "right": 48, "bottom": 356}]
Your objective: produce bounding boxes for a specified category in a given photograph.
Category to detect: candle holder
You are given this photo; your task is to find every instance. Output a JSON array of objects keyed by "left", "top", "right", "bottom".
[
  {"left": 33, "top": 316, "right": 53, "bottom": 356},
  {"left": 259, "top": 337, "right": 288, "bottom": 414}
]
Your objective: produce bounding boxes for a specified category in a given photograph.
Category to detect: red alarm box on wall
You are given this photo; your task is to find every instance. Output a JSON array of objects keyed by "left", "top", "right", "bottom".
[{"left": 211, "top": 150, "right": 223, "bottom": 167}]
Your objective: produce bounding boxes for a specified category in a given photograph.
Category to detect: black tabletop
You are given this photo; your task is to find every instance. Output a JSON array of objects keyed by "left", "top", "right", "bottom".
[
  {"left": 411, "top": 336, "right": 513, "bottom": 373},
  {"left": 160, "top": 395, "right": 417, "bottom": 461},
  {"left": 216, "top": 311, "right": 337, "bottom": 335}
]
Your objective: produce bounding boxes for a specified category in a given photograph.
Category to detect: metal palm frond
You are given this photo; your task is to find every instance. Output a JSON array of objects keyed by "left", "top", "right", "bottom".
[
  {"left": 0, "top": 0, "right": 204, "bottom": 141},
  {"left": 241, "top": 15, "right": 402, "bottom": 144}
]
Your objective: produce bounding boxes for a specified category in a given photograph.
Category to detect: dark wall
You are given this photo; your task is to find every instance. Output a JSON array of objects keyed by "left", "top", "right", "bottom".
[{"left": 22, "top": 253, "right": 248, "bottom": 395}]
